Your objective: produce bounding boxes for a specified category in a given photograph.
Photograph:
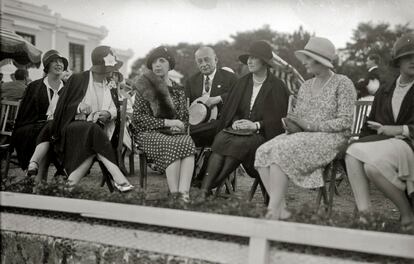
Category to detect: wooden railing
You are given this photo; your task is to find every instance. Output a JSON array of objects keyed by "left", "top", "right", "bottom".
[{"left": 1, "top": 191, "right": 413, "bottom": 263}]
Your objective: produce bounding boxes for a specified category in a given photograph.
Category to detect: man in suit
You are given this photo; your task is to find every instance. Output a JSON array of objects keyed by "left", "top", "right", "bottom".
[
  {"left": 356, "top": 54, "right": 381, "bottom": 99},
  {"left": 185, "top": 46, "right": 237, "bottom": 147}
]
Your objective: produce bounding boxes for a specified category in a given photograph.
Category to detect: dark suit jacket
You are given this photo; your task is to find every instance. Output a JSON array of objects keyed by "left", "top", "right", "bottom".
[
  {"left": 185, "top": 68, "right": 237, "bottom": 115},
  {"left": 359, "top": 79, "right": 414, "bottom": 150}
]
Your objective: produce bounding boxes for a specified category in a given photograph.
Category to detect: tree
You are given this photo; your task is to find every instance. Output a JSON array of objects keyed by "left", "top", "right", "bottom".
[
  {"left": 337, "top": 22, "right": 413, "bottom": 84},
  {"left": 128, "top": 25, "right": 314, "bottom": 81}
]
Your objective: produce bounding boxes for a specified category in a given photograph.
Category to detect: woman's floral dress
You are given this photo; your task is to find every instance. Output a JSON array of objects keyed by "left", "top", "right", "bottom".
[{"left": 255, "top": 74, "right": 356, "bottom": 188}]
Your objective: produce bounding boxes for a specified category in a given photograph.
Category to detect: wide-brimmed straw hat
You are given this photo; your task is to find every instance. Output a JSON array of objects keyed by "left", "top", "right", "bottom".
[
  {"left": 239, "top": 40, "right": 273, "bottom": 66},
  {"left": 391, "top": 33, "right": 414, "bottom": 66},
  {"left": 295, "top": 37, "right": 336, "bottom": 68},
  {"left": 189, "top": 96, "right": 218, "bottom": 126},
  {"left": 90, "top": 46, "right": 123, "bottom": 74}
]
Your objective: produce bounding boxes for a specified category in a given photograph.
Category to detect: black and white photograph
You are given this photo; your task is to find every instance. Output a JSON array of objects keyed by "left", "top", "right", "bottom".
[{"left": 1, "top": 0, "right": 414, "bottom": 263}]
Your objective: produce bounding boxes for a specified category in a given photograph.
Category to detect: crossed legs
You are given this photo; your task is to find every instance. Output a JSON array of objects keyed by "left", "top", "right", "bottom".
[
  {"left": 201, "top": 152, "right": 240, "bottom": 193},
  {"left": 68, "top": 154, "right": 132, "bottom": 187}
]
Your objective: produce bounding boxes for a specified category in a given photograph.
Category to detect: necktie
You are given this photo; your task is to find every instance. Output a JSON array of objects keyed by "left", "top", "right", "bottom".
[{"left": 204, "top": 76, "right": 210, "bottom": 93}]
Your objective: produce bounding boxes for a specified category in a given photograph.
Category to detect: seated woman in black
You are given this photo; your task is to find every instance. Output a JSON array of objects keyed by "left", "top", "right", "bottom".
[
  {"left": 51, "top": 46, "right": 133, "bottom": 192},
  {"left": 200, "top": 41, "right": 289, "bottom": 195},
  {"left": 12, "top": 50, "right": 68, "bottom": 182}
]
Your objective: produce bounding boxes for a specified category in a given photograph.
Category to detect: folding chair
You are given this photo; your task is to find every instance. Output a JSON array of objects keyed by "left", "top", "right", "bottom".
[
  {"left": 316, "top": 100, "right": 373, "bottom": 216},
  {"left": 0, "top": 100, "right": 20, "bottom": 177},
  {"left": 116, "top": 98, "right": 135, "bottom": 176}
]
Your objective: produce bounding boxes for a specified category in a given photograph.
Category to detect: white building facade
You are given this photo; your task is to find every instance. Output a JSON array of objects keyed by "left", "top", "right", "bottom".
[{"left": 0, "top": 0, "right": 133, "bottom": 81}]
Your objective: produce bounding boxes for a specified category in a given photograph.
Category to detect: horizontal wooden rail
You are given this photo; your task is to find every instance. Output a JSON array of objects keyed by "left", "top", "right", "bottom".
[{"left": 1, "top": 191, "right": 413, "bottom": 262}]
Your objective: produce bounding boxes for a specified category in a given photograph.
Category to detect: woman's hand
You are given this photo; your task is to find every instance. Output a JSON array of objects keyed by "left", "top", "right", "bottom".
[
  {"left": 165, "top": 119, "right": 185, "bottom": 131},
  {"left": 377, "top": 125, "right": 403, "bottom": 136},
  {"left": 232, "top": 119, "right": 256, "bottom": 131},
  {"left": 287, "top": 113, "right": 314, "bottom": 131},
  {"left": 79, "top": 102, "right": 92, "bottom": 115},
  {"left": 96, "top": 110, "right": 111, "bottom": 123}
]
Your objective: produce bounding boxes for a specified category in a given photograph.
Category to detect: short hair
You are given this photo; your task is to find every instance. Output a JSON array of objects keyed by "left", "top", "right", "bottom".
[
  {"left": 368, "top": 54, "right": 381, "bottom": 65},
  {"left": 14, "top": 69, "right": 28, "bottom": 81}
]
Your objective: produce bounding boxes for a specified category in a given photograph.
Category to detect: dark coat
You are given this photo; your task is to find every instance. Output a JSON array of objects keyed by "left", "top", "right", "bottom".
[
  {"left": 51, "top": 71, "right": 120, "bottom": 159},
  {"left": 218, "top": 72, "right": 289, "bottom": 141},
  {"left": 12, "top": 78, "right": 51, "bottom": 168},
  {"left": 185, "top": 68, "right": 237, "bottom": 115},
  {"left": 359, "top": 78, "right": 414, "bottom": 150}
]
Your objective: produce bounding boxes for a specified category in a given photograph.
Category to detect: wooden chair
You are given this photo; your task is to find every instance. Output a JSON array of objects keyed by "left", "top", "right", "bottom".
[
  {"left": 0, "top": 100, "right": 20, "bottom": 177},
  {"left": 115, "top": 98, "right": 135, "bottom": 177},
  {"left": 316, "top": 100, "right": 373, "bottom": 216}
]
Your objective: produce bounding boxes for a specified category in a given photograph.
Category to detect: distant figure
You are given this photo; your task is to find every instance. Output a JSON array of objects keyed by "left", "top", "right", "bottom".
[
  {"left": 0, "top": 69, "right": 28, "bottom": 100},
  {"left": 185, "top": 46, "right": 237, "bottom": 147},
  {"left": 356, "top": 54, "right": 381, "bottom": 100}
]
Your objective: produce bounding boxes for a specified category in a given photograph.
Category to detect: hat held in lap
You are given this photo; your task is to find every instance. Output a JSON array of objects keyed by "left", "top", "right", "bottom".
[{"left": 295, "top": 37, "right": 336, "bottom": 68}]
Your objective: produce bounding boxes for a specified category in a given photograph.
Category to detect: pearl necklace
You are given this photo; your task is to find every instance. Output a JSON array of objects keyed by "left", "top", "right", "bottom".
[{"left": 253, "top": 76, "right": 266, "bottom": 84}]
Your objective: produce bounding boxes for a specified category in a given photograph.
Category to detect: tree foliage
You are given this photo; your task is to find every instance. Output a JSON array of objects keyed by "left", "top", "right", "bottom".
[
  {"left": 337, "top": 22, "right": 413, "bottom": 84},
  {"left": 128, "top": 25, "right": 313, "bottom": 81},
  {"left": 129, "top": 22, "right": 413, "bottom": 86}
]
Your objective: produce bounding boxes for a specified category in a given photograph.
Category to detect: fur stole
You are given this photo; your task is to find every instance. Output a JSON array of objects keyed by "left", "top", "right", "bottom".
[{"left": 133, "top": 70, "right": 176, "bottom": 119}]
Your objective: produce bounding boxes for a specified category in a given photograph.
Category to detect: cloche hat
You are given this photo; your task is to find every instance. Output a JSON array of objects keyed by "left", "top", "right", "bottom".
[
  {"left": 146, "top": 46, "right": 175, "bottom": 70},
  {"left": 90, "top": 46, "right": 123, "bottom": 74},
  {"left": 391, "top": 33, "right": 414, "bottom": 66},
  {"left": 42, "top": 49, "right": 68, "bottom": 73},
  {"left": 295, "top": 37, "right": 336, "bottom": 68},
  {"left": 239, "top": 40, "right": 273, "bottom": 66}
]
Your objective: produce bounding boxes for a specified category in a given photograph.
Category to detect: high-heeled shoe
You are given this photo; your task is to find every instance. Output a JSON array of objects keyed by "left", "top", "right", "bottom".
[
  {"left": 113, "top": 182, "right": 134, "bottom": 193},
  {"left": 27, "top": 161, "right": 39, "bottom": 176}
]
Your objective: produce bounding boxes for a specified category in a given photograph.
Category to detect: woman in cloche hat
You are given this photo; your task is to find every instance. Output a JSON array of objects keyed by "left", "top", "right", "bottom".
[
  {"left": 131, "top": 46, "right": 196, "bottom": 201},
  {"left": 346, "top": 34, "right": 414, "bottom": 231},
  {"left": 255, "top": 37, "right": 357, "bottom": 220},
  {"left": 12, "top": 49, "right": 68, "bottom": 183},
  {"left": 50, "top": 45, "right": 133, "bottom": 192},
  {"left": 200, "top": 40, "right": 289, "bottom": 196}
]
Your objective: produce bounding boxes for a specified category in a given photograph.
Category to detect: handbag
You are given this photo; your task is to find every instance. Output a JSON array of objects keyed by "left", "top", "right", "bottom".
[{"left": 282, "top": 117, "right": 304, "bottom": 134}]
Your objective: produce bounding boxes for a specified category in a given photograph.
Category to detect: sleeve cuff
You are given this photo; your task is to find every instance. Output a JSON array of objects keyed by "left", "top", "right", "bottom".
[{"left": 402, "top": 125, "right": 410, "bottom": 137}]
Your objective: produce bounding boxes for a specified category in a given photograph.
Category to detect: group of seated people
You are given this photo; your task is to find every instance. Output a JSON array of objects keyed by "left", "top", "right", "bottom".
[{"left": 9, "top": 33, "right": 414, "bottom": 230}]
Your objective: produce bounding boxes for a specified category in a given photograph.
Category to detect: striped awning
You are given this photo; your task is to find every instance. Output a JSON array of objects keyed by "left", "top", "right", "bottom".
[
  {"left": 268, "top": 43, "right": 305, "bottom": 96},
  {"left": 0, "top": 27, "right": 42, "bottom": 68}
]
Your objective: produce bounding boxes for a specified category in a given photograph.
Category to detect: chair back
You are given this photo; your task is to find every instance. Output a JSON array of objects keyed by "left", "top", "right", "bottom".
[
  {"left": 350, "top": 100, "right": 372, "bottom": 138},
  {"left": 117, "top": 98, "right": 128, "bottom": 160},
  {"left": 1, "top": 100, "right": 20, "bottom": 137}
]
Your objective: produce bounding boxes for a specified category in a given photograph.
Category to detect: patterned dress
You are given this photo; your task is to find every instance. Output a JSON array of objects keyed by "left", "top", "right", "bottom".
[
  {"left": 132, "top": 83, "right": 195, "bottom": 172},
  {"left": 255, "top": 74, "right": 356, "bottom": 188}
]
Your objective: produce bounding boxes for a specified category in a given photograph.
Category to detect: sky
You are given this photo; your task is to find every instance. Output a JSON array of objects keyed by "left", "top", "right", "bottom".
[{"left": 19, "top": 0, "right": 414, "bottom": 70}]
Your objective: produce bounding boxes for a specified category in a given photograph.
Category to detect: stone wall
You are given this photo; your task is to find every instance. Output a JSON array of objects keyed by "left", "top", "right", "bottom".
[{"left": 1, "top": 231, "right": 217, "bottom": 264}]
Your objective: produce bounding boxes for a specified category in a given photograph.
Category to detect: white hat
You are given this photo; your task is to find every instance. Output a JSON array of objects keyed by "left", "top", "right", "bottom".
[
  {"left": 295, "top": 37, "right": 336, "bottom": 68},
  {"left": 189, "top": 96, "right": 218, "bottom": 125}
]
